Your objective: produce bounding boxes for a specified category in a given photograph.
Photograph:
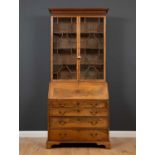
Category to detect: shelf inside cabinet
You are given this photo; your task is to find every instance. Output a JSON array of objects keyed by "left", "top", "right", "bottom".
[
  {"left": 54, "top": 32, "right": 76, "bottom": 37},
  {"left": 81, "top": 33, "right": 103, "bottom": 38},
  {"left": 53, "top": 48, "right": 76, "bottom": 52}
]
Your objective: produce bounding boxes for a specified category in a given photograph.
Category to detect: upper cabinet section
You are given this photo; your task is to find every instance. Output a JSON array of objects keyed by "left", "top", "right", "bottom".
[{"left": 49, "top": 8, "right": 109, "bottom": 81}]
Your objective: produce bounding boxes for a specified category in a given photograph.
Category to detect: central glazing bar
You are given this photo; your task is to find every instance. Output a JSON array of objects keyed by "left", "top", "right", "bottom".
[{"left": 77, "top": 16, "right": 81, "bottom": 81}]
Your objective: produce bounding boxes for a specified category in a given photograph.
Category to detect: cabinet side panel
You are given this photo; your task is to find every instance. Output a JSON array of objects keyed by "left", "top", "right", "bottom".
[
  {"left": 50, "top": 16, "right": 54, "bottom": 80},
  {"left": 104, "top": 16, "right": 106, "bottom": 81}
]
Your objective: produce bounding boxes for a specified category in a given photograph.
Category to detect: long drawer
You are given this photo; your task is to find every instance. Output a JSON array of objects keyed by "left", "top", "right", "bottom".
[
  {"left": 48, "top": 129, "right": 109, "bottom": 141},
  {"left": 48, "top": 100, "right": 108, "bottom": 109},
  {"left": 49, "top": 117, "right": 109, "bottom": 129},
  {"left": 48, "top": 108, "right": 108, "bottom": 116}
]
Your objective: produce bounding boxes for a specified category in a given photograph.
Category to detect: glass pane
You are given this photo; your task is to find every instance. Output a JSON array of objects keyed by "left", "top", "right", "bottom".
[
  {"left": 53, "top": 17, "right": 77, "bottom": 79},
  {"left": 80, "top": 17, "right": 104, "bottom": 79}
]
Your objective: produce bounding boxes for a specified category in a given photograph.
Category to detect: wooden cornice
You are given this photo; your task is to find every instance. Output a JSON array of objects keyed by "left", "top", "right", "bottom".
[{"left": 48, "top": 8, "right": 109, "bottom": 16}]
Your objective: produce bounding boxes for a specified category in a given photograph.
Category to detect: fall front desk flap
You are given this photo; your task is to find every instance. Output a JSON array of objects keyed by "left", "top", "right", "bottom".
[{"left": 48, "top": 81, "right": 109, "bottom": 100}]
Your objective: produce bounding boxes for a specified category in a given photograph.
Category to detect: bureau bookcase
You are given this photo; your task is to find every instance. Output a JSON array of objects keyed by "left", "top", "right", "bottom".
[{"left": 47, "top": 8, "right": 110, "bottom": 149}]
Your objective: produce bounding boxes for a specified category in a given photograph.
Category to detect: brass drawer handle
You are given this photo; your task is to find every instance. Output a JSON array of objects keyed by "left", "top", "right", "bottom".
[
  {"left": 90, "top": 103, "right": 98, "bottom": 107},
  {"left": 59, "top": 133, "right": 67, "bottom": 137},
  {"left": 59, "top": 103, "right": 65, "bottom": 107},
  {"left": 59, "top": 120, "right": 66, "bottom": 125},
  {"left": 90, "top": 110, "right": 98, "bottom": 115},
  {"left": 59, "top": 110, "right": 66, "bottom": 115},
  {"left": 90, "top": 133, "right": 98, "bottom": 138},
  {"left": 90, "top": 121, "right": 98, "bottom": 126}
]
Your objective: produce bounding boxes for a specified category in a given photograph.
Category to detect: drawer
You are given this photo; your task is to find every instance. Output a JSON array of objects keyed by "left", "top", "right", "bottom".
[
  {"left": 48, "top": 100, "right": 108, "bottom": 108},
  {"left": 49, "top": 117, "right": 109, "bottom": 129},
  {"left": 48, "top": 108, "right": 108, "bottom": 116},
  {"left": 48, "top": 129, "right": 109, "bottom": 141}
]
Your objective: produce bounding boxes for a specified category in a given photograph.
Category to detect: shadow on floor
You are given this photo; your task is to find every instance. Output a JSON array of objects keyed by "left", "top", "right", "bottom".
[{"left": 51, "top": 143, "right": 106, "bottom": 148}]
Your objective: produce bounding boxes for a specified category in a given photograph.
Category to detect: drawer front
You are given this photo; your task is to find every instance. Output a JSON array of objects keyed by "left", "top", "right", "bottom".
[
  {"left": 48, "top": 108, "right": 108, "bottom": 117},
  {"left": 48, "top": 129, "right": 109, "bottom": 141},
  {"left": 49, "top": 117, "right": 109, "bottom": 129},
  {"left": 48, "top": 100, "right": 108, "bottom": 109}
]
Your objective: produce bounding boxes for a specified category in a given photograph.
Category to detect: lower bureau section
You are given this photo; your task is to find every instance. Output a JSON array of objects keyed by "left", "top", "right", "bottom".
[
  {"left": 48, "top": 129, "right": 109, "bottom": 141},
  {"left": 47, "top": 98, "right": 110, "bottom": 148}
]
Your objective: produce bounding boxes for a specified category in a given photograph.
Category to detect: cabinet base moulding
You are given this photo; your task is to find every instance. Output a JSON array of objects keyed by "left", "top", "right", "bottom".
[{"left": 46, "top": 140, "right": 111, "bottom": 149}]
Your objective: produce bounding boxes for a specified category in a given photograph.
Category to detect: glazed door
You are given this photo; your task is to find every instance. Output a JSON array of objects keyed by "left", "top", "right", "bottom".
[
  {"left": 51, "top": 16, "right": 106, "bottom": 81},
  {"left": 79, "top": 17, "right": 105, "bottom": 80},
  {"left": 52, "top": 17, "right": 77, "bottom": 80}
]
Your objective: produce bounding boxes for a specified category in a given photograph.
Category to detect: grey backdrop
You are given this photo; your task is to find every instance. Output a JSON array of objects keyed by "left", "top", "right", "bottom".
[{"left": 19, "top": 0, "right": 136, "bottom": 130}]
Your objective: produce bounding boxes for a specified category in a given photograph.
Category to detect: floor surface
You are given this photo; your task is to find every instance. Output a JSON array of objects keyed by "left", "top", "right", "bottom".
[{"left": 19, "top": 138, "right": 136, "bottom": 155}]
